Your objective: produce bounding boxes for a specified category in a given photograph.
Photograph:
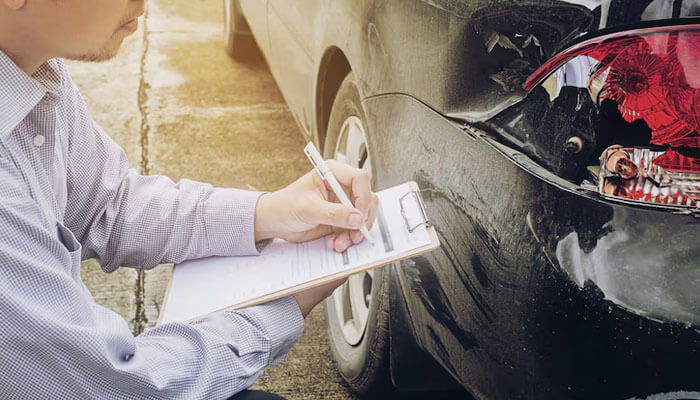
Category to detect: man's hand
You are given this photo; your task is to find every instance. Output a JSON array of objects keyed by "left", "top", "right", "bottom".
[
  {"left": 293, "top": 278, "right": 347, "bottom": 318},
  {"left": 254, "top": 160, "right": 379, "bottom": 253}
]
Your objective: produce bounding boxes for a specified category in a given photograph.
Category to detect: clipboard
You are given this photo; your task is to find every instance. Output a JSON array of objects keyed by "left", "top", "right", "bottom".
[{"left": 158, "top": 181, "right": 440, "bottom": 325}]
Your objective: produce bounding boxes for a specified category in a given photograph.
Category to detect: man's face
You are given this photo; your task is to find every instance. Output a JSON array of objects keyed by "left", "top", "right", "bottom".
[{"left": 11, "top": 0, "right": 144, "bottom": 62}]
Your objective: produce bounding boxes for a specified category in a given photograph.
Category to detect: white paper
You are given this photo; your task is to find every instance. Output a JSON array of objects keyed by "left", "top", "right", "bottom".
[{"left": 160, "top": 182, "right": 432, "bottom": 324}]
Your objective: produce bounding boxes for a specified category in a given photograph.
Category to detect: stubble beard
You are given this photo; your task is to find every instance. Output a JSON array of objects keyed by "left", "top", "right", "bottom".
[{"left": 64, "top": 33, "right": 125, "bottom": 63}]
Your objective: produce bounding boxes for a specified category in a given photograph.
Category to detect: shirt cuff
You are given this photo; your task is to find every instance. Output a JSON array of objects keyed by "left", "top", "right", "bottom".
[
  {"left": 204, "top": 188, "right": 264, "bottom": 257},
  {"left": 237, "top": 296, "right": 305, "bottom": 366}
]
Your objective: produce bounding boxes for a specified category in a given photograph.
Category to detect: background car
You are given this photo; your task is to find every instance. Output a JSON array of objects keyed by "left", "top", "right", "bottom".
[{"left": 224, "top": 1, "right": 700, "bottom": 399}]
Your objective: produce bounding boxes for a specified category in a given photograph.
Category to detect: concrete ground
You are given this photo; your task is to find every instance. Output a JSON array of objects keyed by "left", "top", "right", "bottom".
[{"left": 69, "top": 1, "right": 358, "bottom": 399}]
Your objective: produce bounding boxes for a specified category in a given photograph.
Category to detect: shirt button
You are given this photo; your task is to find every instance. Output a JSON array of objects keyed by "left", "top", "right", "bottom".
[{"left": 33, "top": 135, "right": 46, "bottom": 147}]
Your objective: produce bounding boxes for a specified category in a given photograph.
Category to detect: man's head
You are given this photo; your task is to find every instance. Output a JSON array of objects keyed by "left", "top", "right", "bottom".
[{"left": 0, "top": 0, "right": 144, "bottom": 72}]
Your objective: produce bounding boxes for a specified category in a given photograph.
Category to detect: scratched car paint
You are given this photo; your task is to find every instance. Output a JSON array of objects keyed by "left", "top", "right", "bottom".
[{"left": 230, "top": 1, "right": 700, "bottom": 399}]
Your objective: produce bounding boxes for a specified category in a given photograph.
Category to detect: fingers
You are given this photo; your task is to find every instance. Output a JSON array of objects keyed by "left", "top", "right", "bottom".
[
  {"left": 350, "top": 230, "right": 363, "bottom": 244},
  {"left": 325, "top": 160, "right": 373, "bottom": 215},
  {"left": 325, "top": 228, "right": 373, "bottom": 253},
  {"left": 364, "top": 193, "right": 379, "bottom": 229},
  {"left": 326, "top": 231, "right": 354, "bottom": 253},
  {"left": 305, "top": 160, "right": 379, "bottom": 252},
  {"left": 310, "top": 195, "right": 364, "bottom": 230},
  {"left": 324, "top": 159, "right": 379, "bottom": 227}
]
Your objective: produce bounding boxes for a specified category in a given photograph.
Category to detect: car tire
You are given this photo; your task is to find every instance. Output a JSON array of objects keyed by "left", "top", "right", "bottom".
[
  {"left": 323, "top": 72, "right": 394, "bottom": 396},
  {"left": 223, "top": 0, "right": 261, "bottom": 62}
]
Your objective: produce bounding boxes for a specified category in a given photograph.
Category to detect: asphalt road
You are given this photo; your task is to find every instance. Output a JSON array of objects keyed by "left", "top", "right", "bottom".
[{"left": 70, "top": 1, "right": 358, "bottom": 398}]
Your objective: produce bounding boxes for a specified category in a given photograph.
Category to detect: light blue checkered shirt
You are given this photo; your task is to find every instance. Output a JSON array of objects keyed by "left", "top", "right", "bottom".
[{"left": 0, "top": 51, "right": 304, "bottom": 399}]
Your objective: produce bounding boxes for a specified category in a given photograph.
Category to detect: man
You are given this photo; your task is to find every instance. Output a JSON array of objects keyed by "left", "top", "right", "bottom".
[{"left": 0, "top": 0, "right": 378, "bottom": 399}]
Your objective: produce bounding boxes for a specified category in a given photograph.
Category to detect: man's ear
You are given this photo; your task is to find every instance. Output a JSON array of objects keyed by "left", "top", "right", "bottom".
[{"left": 2, "top": 0, "right": 26, "bottom": 10}]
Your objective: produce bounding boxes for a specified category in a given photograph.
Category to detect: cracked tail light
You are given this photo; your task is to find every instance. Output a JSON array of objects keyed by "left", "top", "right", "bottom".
[
  {"left": 524, "top": 25, "right": 700, "bottom": 208},
  {"left": 525, "top": 25, "right": 700, "bottom": 148}
]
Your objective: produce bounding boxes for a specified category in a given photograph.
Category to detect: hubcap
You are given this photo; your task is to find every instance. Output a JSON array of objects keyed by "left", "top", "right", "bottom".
[{"left": 330, "top": 115, "right": 373, "bottom": 346}]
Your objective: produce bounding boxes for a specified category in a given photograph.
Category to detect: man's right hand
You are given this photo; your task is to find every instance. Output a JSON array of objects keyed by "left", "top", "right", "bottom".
[
  {"left": 293, "top": 278, "right": 346, "bottom": 318},
  {"left": 254, "top": 160, "right": 379, "bottom": 253}
]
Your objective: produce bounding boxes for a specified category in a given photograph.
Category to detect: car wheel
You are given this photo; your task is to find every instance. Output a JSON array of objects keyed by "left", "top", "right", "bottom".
[
  {"left": 324, "top": 72, "right": 393, "bottom": 396},
  {"left": 223, "top": 0, "right": 260, "bottom": 62}
]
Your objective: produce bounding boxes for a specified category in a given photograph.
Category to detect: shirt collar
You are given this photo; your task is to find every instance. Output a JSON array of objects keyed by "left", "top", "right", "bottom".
[{"left": 0, "top": 50, "right": 64, "bottom": 139}]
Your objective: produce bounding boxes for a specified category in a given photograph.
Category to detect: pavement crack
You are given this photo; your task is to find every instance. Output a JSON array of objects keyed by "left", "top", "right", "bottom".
[
  {"left": 138, "top": 7, "right": 151, "bottom": 177},
  {"left": 132, "top": 270, "right": 147, "bottom": 334},
  {"left": 132, "top": 3, "right": 151, "bottom": 335}
]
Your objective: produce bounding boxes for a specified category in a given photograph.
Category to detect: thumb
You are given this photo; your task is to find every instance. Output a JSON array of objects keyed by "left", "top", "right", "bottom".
[{"left": 310, "top": 197, "right": 364, "bottom": 230}]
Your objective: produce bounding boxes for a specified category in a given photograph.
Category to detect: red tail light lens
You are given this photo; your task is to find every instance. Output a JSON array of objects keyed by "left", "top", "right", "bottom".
[
  {"left": 524, "top": 25, "right": 700, "bottom": 209},
  {"left": 524, "top": 25, "right": 700, "bottom": 148}
]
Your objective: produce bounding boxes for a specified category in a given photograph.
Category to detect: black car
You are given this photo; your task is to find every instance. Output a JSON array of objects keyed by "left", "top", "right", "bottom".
[{"left": 223, "top": 1, "right": 700, "bottom": 399}]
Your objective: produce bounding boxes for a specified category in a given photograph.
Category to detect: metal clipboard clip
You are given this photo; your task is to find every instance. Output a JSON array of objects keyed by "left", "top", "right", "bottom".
[{"left": 399, "top": 190, "right": 432, "bottom": 233}]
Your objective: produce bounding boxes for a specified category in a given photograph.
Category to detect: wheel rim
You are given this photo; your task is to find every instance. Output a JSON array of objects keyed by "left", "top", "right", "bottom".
[
  {"left": 223, "top": 0, "right": 233, "bottom": 46},
  {"left": 330, "top": 115, "right": 373, "bottom": 346}
]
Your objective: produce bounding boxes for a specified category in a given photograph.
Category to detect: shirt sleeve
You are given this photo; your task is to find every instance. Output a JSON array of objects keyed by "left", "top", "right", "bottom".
[
  {"left": 60, "top": 74, "right": 262, "bottom": 271},
  {"left": 0, "top": 159, "right": 304, "bottom": 399}
]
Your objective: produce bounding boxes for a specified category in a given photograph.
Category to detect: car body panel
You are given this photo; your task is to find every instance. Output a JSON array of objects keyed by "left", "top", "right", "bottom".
[
  {"left": 364, "top": 92, "right": 700, "bottom": 399},
  {"left": 267, "top": 0, "right": 323, "bottom": 137},
  {"left": 238, "top": 0, "right": 269, "bottom": 55}
]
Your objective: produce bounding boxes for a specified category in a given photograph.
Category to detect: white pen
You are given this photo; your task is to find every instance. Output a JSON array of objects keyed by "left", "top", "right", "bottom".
[{"left": 303, "top": 142, "right": 375, "bottom": 246}]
